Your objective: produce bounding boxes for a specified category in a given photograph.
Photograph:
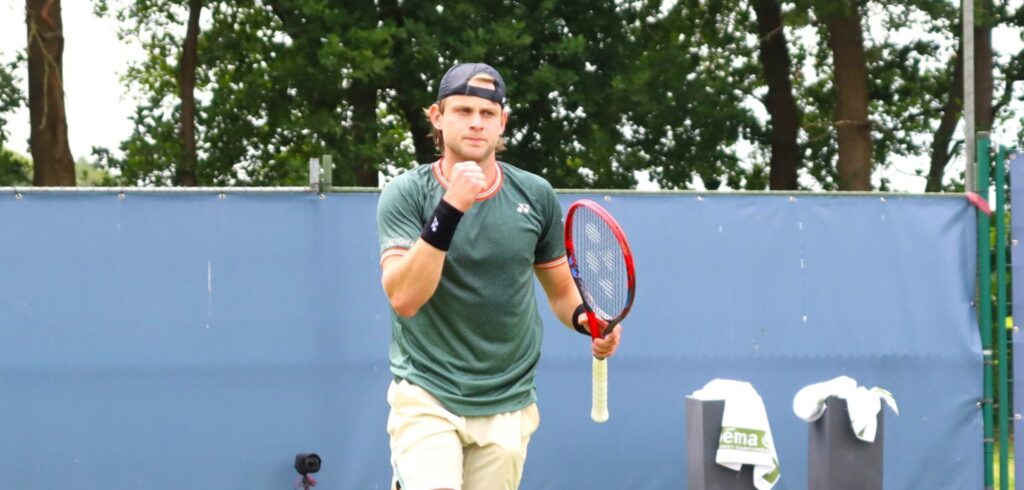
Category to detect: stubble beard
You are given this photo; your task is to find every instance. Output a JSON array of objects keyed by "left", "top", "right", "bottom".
[{"left": 446, "top": 137, "right": 496, "bottom": 164}]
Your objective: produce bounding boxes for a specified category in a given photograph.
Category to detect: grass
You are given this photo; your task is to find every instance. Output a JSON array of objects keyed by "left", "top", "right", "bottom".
[{"left": 994, "top": 440, "right": 1016, "bottom": 489}]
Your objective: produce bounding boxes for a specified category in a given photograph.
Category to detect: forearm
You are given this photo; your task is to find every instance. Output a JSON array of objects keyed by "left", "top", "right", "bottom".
[
  {"left": 537, "top": 264, "right": 584, "bottom": 330},
  {"left": 381, "top": 193, "right": 471, "bottom": 318},
  {"left": 382, "top": 240, "right": 447, "bottom": 317},
  {"left": 549, "top": 280, "right": 583, "bottom": 328}
]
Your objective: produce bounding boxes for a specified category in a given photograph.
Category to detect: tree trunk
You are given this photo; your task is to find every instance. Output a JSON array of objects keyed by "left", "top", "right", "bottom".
[
  {"left": 351, "top": 79, "right": 379, "bottom": 186},
  {"left": 398, "top": 91, "right": 439, "bottom": 164},
  {"left": 928, "top": 1, "right": 992, "bottom": 192},
  {"left": 926, "top": 44, "right": 962, "bottom": 192},
  {"left": 177, "top": 0, "right": 202, "bottom": 187},
  {"left": 974, "top": 0, "right": 993, "bottom": 133},
  {"left": 753, "top": 0, "right": 800, "bottom": 190},
  {"left": 26, "top": 0, "right": 75, "bottom": 186},
  {"left": 822, "top": 4, "right": 873, "bottom": 191}
]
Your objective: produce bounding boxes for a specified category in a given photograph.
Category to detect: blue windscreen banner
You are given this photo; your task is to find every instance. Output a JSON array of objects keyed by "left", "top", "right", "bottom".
[
  {"left": 1011, "top": 151, "right": 1024, "bottom": 488},
  {"left": 0, "top": 189, "right": 979, "bottom": 489}
]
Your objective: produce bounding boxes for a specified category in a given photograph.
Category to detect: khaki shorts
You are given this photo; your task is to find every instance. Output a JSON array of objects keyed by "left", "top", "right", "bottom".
[{"left": 386, "top": 380, "right": 541, "bottom": 490}]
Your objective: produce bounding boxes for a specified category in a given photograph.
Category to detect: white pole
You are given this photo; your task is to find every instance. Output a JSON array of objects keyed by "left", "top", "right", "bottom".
[
  {"left": 964, "top": 0, "right": 976, "bottom": 191},
  {"left": 309, "top": 157, "right": 320, "bottom": 192}
]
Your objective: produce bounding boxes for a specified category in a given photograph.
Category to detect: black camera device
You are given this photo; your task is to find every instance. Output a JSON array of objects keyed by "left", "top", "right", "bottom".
[{"left": 294, "top": 453, "right": 321, "bottom": 475}]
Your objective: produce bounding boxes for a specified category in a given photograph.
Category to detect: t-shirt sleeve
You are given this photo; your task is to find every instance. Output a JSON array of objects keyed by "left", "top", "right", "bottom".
[
  {"left": 534, "top": 181, "right": 567, "bottom": 268},
  {"left": 376, "top": 176, "right": 424, "bottom": 264}
]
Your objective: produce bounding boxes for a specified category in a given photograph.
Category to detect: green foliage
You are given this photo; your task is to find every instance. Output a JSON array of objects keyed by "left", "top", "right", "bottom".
[
  {"left": 95, "top": 0, "right": 765, "bottom": 189},
  {"left": 0, "top": 53, "right": 26, "bottom": 149},
  {"left": 0, "top": 52, "right": 28, "bottom": 185},
  {"left": 865, "top": 4, "right": 957, "bottom": 162},
  {"left": 0, "top": 146, "right": 32, "bottom": 186},
  {"left": 75, "top": 157, "right": 113, "bottom": 186},
  {"left": 94, "top": 0, "right": 1024, "bottom": 191}
]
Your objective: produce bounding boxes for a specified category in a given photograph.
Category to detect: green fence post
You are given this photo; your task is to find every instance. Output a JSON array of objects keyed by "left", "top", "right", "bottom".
[
  {"left": 995, "top": 144, "right": 1010, "bottom": 490},
  {"left": 322, "top": 154, "right": 334, "bottom": 191},
  {"left": 977, "top": 132, "right": 994, "bottom": 490}
]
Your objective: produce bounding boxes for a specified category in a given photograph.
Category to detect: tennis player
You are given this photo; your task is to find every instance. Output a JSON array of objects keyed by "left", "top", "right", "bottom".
[{"left": 376, "top": 62, "right": 623, "bottom": 490}]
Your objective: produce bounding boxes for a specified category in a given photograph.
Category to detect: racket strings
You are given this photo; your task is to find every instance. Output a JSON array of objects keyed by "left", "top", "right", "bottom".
[{"left": 571, "top": 208, "right": 630, "bottom": 320}]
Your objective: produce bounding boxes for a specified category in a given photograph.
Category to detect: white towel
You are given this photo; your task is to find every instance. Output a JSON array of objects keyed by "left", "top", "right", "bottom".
[
  {"left": 691, "top": 379, "right": 781, "bottom": 490},
  {"left": 792, "top": 375, "right": 899, "bottom": 443}
]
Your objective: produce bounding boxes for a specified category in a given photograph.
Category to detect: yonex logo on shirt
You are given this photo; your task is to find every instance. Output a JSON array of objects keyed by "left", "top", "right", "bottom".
[{"left": 517, "top": 203, "right": 530, "bottom": 214}]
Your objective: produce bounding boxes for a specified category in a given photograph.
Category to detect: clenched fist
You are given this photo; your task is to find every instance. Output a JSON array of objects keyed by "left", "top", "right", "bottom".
[{"left": 443, "top": 161, "right": 487, "bottom": 212}]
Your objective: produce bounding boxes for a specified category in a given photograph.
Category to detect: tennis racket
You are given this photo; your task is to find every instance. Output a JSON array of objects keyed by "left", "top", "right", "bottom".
[{"left": 565, "top": 199, "right": 636, "bottom": 423}]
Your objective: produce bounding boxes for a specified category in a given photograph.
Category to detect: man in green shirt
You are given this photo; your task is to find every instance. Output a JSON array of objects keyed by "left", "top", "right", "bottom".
[{"left": 376, "top": 62, "right": 623, "bottom": 490}]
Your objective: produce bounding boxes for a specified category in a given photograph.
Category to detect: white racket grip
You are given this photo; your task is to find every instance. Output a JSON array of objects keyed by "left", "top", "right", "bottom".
[{"left": 591, "top": 356, "right": 609, "bottom": 423}]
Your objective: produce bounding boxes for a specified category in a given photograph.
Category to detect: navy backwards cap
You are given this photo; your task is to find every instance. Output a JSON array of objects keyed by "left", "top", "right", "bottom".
[{"left": 436, "top": 63, "right": 506, "bottom": 105}]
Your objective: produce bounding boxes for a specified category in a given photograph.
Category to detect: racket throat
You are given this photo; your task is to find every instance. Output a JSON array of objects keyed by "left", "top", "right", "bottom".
[{"left": 586, "top": 310, "right": 601, "bottom": 339}]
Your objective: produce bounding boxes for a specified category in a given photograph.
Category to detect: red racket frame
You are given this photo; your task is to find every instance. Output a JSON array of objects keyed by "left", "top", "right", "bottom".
[{"left": 564, "top": 199, "right": 637, "bottom": 339}]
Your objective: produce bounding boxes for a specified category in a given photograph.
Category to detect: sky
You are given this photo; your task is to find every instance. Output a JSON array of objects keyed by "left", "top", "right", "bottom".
[
  {"left": 2, "top": 0, "right": 141, "bottom": 163},
  {"left": 0, "top": 1, "right": 1021, "bottom": 191}
]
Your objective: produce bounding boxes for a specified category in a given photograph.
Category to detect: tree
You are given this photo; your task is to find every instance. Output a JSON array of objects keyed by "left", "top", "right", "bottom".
[
  {"left": 753, "top": 0, "right": 801, "bottom": 190},
  {"left": 0, "top": 147, "right": 32, "bottom": 186},
  {"left": 772, "top": 0, "right": 961, "bottom": 192},
  {"left": 264, "top": 0, "right": 390, "bottom": 187},
  {"left": 817, "top": 0, "right": 873, "bottom": 191},
  {"left": 99, "top": 0, "right": 758, "bottom": 190},
  {"left": 97, "top": 0, "right": 1023, "bottom": 192},
  {"left": 973, "top": 0, "right": 994, "bottom": 135},
  {"left": 864, "top": 1, "right": 960, "bottom": 192},
  {"left": 926, "top": 42, "right": 963, "bottom": 192},
  {"left": 0, "top": 55, "right": 25, "bottom": 150},
  {"left": 95, "top": 0, "right": 230, "bottom": 186},
  {"left": 0, "top": 53, "right": 30, "bottom": 186},
  {"left": 177, "top": 0, "right": 202, "bottom": 186},
  {"left": 919, "top": 0, "right": 1005, "bottom": 192},
  {"left": 75, "top": 156, "right": 112, "bottom": 185},
  {"left": 26, "top": 0, "right": 75, "bottom": 186}
]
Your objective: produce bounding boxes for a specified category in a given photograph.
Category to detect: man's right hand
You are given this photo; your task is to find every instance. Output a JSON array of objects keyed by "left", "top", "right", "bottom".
[{"left": 443, "top": 161, "right": 487, "bottom": 212}]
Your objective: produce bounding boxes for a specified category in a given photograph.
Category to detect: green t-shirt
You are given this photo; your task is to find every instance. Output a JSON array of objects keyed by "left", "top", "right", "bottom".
[{"left": 376, "top": 160, "right": 566, "bottom": 416}]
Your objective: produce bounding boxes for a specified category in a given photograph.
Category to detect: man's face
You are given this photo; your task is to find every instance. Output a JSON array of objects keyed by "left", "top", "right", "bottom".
[{"left": 431, "top": 80, "right": 507, "bottom": 163}]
